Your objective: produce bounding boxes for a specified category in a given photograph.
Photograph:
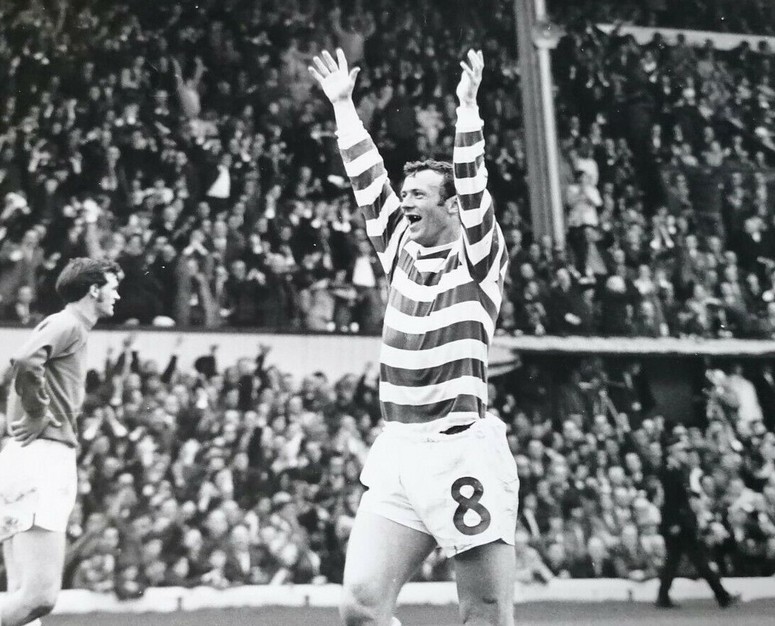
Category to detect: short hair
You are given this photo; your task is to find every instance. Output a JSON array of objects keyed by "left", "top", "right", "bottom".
[
  {"left": 403, "top": 160, "right": 455, "bottom": 203},
  {"left": 55, "top": 257, "right": 122, "bottom": 303}
]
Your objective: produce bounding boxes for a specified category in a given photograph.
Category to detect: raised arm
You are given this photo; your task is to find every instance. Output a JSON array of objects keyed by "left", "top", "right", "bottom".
[
  {"left": 454, "top": 50, "right": 507, "bottom": 287},
  {"left": 309, "top": 49, "right": 406, "bottom": 277}
]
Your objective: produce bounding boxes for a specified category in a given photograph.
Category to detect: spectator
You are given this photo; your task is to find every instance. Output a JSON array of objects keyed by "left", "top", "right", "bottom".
[
  {"left": 726, "top": 363, "right": 764, "bottom": 425},
  {"left": 548, "top": 268, "right": 591, "bottom": 335},
  {"left": 543, "top": 541, "right": 573, "bottom": 579},
  {"left": 514, "top": 528, "right": 554, "bottom": 584},
  {"left": 601, "top": 275, "right": 635, "bottom": 336},
  {"left": 570, "top": 536, "right": 617, "bottom": 578},
  {"left": 611, "top": 523, "right": 658, "bottom": 581}
]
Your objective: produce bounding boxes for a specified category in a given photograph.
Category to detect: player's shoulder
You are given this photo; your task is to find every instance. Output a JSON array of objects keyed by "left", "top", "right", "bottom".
[{"left": 35, "top": 309, "right": 82, "bottom": 336}]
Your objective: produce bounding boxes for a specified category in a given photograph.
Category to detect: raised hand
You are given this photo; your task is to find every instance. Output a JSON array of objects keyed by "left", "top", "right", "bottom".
[
  {"left": 308, "top": 48, "right": 360, "bottom": 104},
  {"left": 456, "top": 49, "right": 484, "bottom": 107}
]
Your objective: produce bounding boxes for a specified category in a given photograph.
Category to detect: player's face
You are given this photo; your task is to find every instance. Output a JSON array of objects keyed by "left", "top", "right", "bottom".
[
  {"left": 95, "top": 273, "right": 121, "bottom": 318},
  {"left": 400, "top": 170, "right": 458, "bottom": 247}
]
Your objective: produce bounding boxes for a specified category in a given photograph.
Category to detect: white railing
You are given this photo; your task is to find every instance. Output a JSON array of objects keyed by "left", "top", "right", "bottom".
[{"left": 3, "top": 578, "right": 769, "bottom": 615}]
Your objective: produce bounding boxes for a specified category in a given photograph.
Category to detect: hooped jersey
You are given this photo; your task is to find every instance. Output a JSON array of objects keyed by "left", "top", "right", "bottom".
[{"left": 338, "top": 106, "right": 508, "bottom": 427}]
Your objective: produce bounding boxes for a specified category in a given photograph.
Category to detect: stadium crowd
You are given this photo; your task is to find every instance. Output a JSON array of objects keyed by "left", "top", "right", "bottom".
[
  {"left": 2, "top": 1, "right": 775, "bottom": 337},
  {"left": 0, "top": 0, "right": 773, "bottom": 597},
  {"left": 0, "top": 338, "right": 772, "bottom": 593},
  {"left": 551, "top": 0, "right": 775, "bottom": 35}
]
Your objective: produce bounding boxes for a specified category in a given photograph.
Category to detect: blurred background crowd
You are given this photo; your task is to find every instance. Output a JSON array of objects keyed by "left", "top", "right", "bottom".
[
  {"left": 3, "top": 0, "right": 775, "bottom": 337},
  {"left": 553, "top": 0, "right": 775, "bottom": 34},
  {"left": 0, "top": 338, "right": 772, "bottom": 592},
  {"left": 1, "top": 0, "right": 775, "bottom": 597}
]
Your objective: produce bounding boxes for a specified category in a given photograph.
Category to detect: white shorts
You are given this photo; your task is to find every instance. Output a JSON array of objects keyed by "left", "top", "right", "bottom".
[
  {"left": 0, "top": 438, "right": 77, "bottom": 541},
  {"left": 358, "top": 413, "right": 519, "bottom": 558}
]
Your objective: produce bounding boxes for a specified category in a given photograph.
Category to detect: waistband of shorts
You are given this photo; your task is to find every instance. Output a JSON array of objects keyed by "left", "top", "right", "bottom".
[{"left": 381, "top": 412, "right": 498, "bottom": 442}]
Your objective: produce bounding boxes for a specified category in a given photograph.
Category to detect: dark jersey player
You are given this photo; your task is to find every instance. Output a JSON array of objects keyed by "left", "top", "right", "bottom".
[{"left": 0, "top": 258, "right": 121, "bottom": 626}]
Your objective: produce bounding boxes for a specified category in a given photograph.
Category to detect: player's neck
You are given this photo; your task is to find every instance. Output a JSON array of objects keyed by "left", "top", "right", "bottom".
[
  {"left": 417, "top": 238, "right": 456, "bottom": 253},
  {"left": 419, "top": 226, "right": 460, "bottom": 252},
  {"left": 65, "top": 301, "right": 99, "bottom": 329}
]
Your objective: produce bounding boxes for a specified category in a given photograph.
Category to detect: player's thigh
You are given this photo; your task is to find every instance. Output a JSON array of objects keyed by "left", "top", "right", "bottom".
[
  {"left": 454, "top": 540, "right": 516, "bottom": 626},
  {"left": 12, "top": 527, "right": 67, "bottom": 598},
  {"left": 343, "top": 509, "right": 436, "bottom": 605}
]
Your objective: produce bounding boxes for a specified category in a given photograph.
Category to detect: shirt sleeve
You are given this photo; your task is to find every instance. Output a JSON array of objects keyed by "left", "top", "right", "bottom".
[
  {"left": 454, "top": 105, "right": 508, "bottom": 289},
  {"left": 12, "top": 315, "right": 78, "bottom": 420},
  {"left": 337, "top": 112, "right": 407, "bottom": 278}
]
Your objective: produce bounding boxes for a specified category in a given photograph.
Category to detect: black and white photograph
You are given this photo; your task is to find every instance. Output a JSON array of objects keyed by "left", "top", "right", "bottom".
[{"left": 0, "top": 1, "right": 774, "bottom": 625}]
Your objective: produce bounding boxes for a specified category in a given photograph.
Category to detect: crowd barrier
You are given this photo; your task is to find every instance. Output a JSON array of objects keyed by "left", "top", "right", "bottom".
[
  {"left": 0, "top": 326, "right": 773, "bottom": 385},
  {"left": 0, "top": 326, "right": 383, "bottom": 383},
  {"left": 2, "top": 578, "right": 767, "bottom": 615},
  {"left": 491, "top": 334, "right": 775, "bottom": 357},
  {"left": 596, "top": 23, "right": 775, "bottom": 50}
]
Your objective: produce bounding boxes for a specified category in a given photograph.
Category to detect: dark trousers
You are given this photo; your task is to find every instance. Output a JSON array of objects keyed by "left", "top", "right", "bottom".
[{"left": 658, "top": 529, "right": 730, "bottom": 604}]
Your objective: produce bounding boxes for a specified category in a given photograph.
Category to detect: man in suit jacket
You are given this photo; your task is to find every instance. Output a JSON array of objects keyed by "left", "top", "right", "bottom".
[
  {"left": 224, "top": 524, "right": 265, "bottom": 584},
  {"left": 752, "top": 363, "right": 775, "bottom": 431},
  {"left": 656, "top": 434, "right": 739, "bottom": 608},
  {"left": 569, "top": 536, "right": 617, "bottom": 578}
]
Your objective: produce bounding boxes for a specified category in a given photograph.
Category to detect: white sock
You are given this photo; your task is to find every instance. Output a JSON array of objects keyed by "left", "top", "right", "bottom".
[{"left": 390, "top": 618, "right": 402, "bottom": 626}]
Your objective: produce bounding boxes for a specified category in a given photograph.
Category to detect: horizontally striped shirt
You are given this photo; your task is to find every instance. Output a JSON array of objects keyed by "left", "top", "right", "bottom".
[{"left": 338, "top": 105, "right": 508, "bottom": 427}]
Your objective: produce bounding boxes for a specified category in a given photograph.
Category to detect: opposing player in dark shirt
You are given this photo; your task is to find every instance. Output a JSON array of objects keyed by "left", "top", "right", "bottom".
[{"left": 0, "top": 258, "right": 121, "bottom": 626}]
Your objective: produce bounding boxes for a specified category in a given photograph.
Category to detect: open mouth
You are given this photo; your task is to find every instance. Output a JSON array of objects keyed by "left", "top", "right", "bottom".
[{"left": 405, "top": 214, "right": 422, "bottom": 224}]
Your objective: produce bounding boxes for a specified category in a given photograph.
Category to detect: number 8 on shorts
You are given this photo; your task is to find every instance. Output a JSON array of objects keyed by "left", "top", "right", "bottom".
[{"left": 451, "top": 476, "right": 492, "bottom": 536}]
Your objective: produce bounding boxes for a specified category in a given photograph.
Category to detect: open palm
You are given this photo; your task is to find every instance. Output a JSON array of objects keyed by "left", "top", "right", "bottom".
[
  {"left": 309, "top": 48, "right": 360, "bottom": 104},
  {"left": 456, "top": 49, "right": 484, "bottom": 106}
]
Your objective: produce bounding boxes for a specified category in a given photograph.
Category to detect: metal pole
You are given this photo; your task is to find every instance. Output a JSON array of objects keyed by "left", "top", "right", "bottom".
[
  {"left": 533, "top": 0, "right": 565, "bottom": 248},
  {"left": 514, "top": 0, "right": 565, "bottom": 248}
]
